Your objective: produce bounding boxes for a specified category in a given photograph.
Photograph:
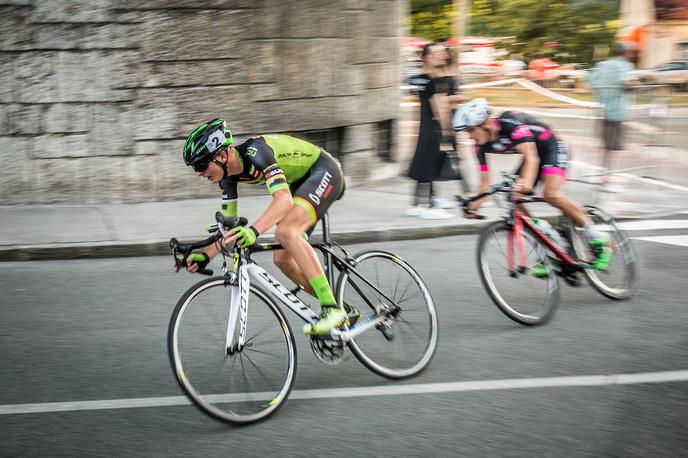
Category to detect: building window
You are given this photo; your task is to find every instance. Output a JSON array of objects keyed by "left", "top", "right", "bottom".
[
  {"left": 374, "top": 119, "right": 394, "bottom": 162},
  {"left": 291, "top": 128, "right": 343, "bottom": 158},
  {"left": 681, "top": 42, "right": 688, "bottom": 60}
]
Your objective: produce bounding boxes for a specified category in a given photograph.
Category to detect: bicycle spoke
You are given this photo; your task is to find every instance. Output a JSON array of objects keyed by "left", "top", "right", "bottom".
[
  {"left": 392, "top": 264, "right": 402, "bottom": 301},
  {"left": 170, "top": 279, "right": 295, "bottom": 424},
  {"left": 340, "top": 251, "right": 437, "bottom": 379},
  {"left": 394, "top": 278, "right": 414, "bottom": 305},
  {"left": 243, "top": 321, "right": 275, "bottom": 345},
  {"left": 478, "top": 221, "right": 560, "bottom": 325},
  {"left": 241, "top": 351, "right": 277, "bottom": 389},
  {"left": 396, "top": 289, "right": 421, "bottom": 307},
  {"left": 244, "top": 347, "right": 285, "bottom": 359}
]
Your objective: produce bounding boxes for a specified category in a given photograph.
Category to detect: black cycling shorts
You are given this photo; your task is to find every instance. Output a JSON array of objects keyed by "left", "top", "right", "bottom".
[
  {"left": 514, "top": 137, "right": 569, "bottom": 185},
  {"left": 291, "top": 150, "right": 345, "bottom": 228}
]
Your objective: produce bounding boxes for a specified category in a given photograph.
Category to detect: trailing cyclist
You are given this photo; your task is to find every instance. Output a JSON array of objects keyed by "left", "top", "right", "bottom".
[
  {"left": 178, "top": 118, "right": 347, "bottom": 335},
  {"left": 453, "top": 98, "right": 611, "bottom": 271}
]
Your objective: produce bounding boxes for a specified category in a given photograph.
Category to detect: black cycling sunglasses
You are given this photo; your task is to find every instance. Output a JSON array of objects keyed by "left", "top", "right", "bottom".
[
  {"left": 192, "top": 148, "right": 226, "bottom": 173},
  {"left": 192, "top": 160, "right": 211, "bottom": 173}
]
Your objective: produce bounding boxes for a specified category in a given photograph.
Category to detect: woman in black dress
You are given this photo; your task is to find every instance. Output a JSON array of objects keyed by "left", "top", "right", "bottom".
[{"left": 407, "top": 43, "right": 456, "bottom": 219}]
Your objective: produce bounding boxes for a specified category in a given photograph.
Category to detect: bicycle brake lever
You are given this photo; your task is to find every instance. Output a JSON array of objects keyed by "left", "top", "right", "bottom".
[
  {"left": 169, "top": 238, "right": 185, "bottom": 270},
  {"left": 214, "top": 212, "right": 248, "bottom": 230}
]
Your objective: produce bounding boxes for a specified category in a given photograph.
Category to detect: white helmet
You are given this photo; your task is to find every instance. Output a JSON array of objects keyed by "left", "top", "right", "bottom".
[{"left": 453, "top": 98, "right": 491, "bottom": 131}]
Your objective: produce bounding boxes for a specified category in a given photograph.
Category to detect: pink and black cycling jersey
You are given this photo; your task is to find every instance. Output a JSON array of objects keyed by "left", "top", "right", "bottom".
[{"left": 475, "top": 111, "right": 568, "bottom": 177}]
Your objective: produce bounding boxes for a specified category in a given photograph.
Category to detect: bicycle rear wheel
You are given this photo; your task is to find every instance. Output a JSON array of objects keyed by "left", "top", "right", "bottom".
[
  {"left": 568, "top": 206, "right": 638, "bottom": 300},
  {"left": 477, "top": 220, "right": 560, "bottom": 325},
  {"left": 336, "top": 250, "right": 438, "bottom": 379},
  {"left": 168, "top": 277, "right": 296, "bottom": 424}
]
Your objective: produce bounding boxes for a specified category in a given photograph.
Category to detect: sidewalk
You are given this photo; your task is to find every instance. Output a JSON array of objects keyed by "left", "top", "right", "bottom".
[{"left": 1, "top": 165, "right": 687, "bottom": 261}]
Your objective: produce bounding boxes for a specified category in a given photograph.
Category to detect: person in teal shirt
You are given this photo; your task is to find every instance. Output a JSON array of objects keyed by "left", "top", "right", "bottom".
[{"left": 589, "top": 43, "right": 639, "bottom": 192}]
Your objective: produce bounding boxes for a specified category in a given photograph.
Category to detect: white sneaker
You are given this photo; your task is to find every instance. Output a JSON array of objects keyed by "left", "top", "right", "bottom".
[
  {"left": 420, "top": 208, "right": 453, "bottom": 219},
  {"left": 405, "top": 206, "right": 425, "bottom": 217},
  {"left": 431, "top": 197, "right": 455, "bottom": 209}
]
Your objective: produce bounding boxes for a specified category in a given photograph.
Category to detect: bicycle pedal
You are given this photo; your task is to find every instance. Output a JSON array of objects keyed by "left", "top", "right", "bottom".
[
  {"left": 557, "top": 269, "right": 581, "bottom": 286},
  {"left": 375, "top": 323, "right": 395, "bottom": 342}
]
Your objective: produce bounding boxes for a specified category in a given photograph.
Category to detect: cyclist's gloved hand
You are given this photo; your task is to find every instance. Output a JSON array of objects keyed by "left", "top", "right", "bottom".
[
  {"left": 226, "top": 225, "right": 259, "bottom": 249},
  {"left": 186, "top": 252, "right": 209, "bottom": 273}
]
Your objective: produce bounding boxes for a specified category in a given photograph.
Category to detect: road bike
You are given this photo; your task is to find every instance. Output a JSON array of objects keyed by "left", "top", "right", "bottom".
[
  {"left": 456, "top": 174, "right": 638, "bottom": 326},
  {"left": 168, "top": 212, "right": 438, "bottom": 424}
]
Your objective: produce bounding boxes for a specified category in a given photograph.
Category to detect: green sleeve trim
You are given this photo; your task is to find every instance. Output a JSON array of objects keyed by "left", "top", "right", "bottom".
[{"left": 267, "top": 181, "right": 289, "bottom": 195}]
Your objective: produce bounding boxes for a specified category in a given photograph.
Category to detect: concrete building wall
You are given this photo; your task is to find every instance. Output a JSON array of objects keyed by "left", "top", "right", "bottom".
[
  {"left": 619, "top": 0, "right": 688, "bottom": 68},
  {"left": 646, "top": 21, "right": 688, "bottom": 66},
  {"left": 0, "top": 0, "right": 405, "bottom": 204}
]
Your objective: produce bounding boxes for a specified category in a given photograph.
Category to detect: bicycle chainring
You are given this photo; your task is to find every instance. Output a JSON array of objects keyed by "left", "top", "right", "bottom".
[{"left": 310, "top": 336, "right": 345, "bottom": 365}]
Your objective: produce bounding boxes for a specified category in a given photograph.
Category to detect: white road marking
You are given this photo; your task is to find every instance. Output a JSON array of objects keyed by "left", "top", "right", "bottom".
[
  {"left": 632, "top": 235, "right": 688, "bottom": 247},
  {"left": 618, "top": 220, "right": 688, "bottom": 231},
  {"left": 2, "top": 370, "right": 687, "bottom": 415}
]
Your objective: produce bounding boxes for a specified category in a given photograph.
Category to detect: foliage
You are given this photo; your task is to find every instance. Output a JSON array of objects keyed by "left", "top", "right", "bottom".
[
  {"left": 409, "top": 0, "right": 620, "bottom": 65},
  {"left": 409, "top": 2, "right": 455, "bottom": 41}
]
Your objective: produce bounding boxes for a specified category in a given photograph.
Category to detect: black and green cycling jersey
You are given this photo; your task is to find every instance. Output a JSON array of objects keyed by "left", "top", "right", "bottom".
[{"left": 219, "top": 134, "right": 325, "bottom": 217}]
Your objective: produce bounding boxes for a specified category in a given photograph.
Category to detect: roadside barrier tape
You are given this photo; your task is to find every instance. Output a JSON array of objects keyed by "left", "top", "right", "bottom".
[
  {"left": 461, "top": 78, "right": 523, "bottom": 89},
  {"left": 516, "top": 78, "right": 600, "bottom": 108},
  {"left": 403, "top": 77, "right": 667, "bottom": 134}
]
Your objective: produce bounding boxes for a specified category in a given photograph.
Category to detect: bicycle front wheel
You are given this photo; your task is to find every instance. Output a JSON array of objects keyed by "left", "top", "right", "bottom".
[
  {"left": 336, "top": 250, "right": 438, "bottom": 379},
  {"left": 477, "top": 220, "right": 560, "bottom": 325},
  {"left": 168, "top": 277, "right": 297, "bottom": 425},
  {"left": 569, "top": 206, "right": 638, "bottom": 300}
]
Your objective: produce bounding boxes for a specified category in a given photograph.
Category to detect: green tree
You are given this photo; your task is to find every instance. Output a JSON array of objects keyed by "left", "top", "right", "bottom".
[
  {"left": 409, "top": 0, "right": 620, "bottom": 65},
  {"left": 471, "top": 0, "right": 620, "bottom": 64},
  {"left": 410, "top": 4, "right": 455, "bottom": 41}
]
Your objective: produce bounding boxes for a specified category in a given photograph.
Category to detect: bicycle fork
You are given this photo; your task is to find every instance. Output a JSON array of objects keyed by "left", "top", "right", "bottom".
[
  {"left": 225, "top": 264, "right": 249, "bottom": 354},
  {"left": 507, "top": 217, "right": 528, "bottom": 277}
]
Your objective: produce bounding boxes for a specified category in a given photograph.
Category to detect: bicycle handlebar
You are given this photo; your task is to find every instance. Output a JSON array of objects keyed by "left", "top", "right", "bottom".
[
  {"left": 170, "top": 213, "right": 248, "bottom": 276},
  {"left": 455, "top": 174, "right": 536, "bottom": 219}
]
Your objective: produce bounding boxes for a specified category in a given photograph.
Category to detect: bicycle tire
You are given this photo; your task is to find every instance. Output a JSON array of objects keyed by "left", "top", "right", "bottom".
[
  {"left": 168, "top": 276, "right": 297, "bottom": 425},
  {"left": 568, "top": 206, "right": 638, "bottom": 300},
  {"left": 477, "top": 220, "right": 560, "bottom": 325},
  {"left": 335, "top": 250, "right": 438, "bottom": 379}
]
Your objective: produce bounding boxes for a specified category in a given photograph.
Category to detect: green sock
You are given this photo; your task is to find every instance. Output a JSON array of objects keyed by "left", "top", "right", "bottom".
[{"left": 309, "top": 273, "right": 336, "bottom": 307}]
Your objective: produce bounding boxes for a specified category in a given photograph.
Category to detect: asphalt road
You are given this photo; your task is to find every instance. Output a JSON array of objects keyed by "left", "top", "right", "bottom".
[{"left": 1, "top": 219, "right": 687, "bottom": 457}]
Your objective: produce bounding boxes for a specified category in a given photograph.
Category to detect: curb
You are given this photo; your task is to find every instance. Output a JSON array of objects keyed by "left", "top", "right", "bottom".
[
  {"left": 0, "top": 222, "right": 493, "bottom": 262},
  {"left": 0, "top": 209, "right": 675, "bottom": 262}
]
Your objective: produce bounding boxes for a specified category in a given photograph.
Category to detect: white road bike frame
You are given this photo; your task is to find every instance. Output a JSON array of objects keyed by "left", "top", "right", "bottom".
[{"left": 224, "top": 259, "right": 390, "bottom": 353}]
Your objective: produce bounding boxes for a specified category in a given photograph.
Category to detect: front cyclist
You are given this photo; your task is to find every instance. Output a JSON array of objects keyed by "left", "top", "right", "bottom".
[
  {"left": 453, "top": 99, "right": 611, "bottom": 270},
  {"left": 179, "top": 118, "right": 347, "bottom": 335}
]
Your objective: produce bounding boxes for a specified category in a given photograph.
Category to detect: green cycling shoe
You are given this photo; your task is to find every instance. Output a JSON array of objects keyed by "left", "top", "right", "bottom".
[
  {"left": 304, "top": 305, "right": 347, "bottom": 336},
  {"left": 589, "top": 233, "right": 612, "bottom": 270},
  {"left": 530, "top": 263, "right": 551, "bottom": 278}
]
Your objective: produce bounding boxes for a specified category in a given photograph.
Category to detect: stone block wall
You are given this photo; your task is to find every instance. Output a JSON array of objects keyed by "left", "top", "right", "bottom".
[{"left": 0, "top": 0, "right": 404, "bottom": 203}]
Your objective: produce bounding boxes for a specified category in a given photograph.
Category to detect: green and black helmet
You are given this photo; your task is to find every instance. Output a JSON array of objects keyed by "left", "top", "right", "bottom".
[{"left": 182, "top": 118, "right": 233, "bottom": 172}]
